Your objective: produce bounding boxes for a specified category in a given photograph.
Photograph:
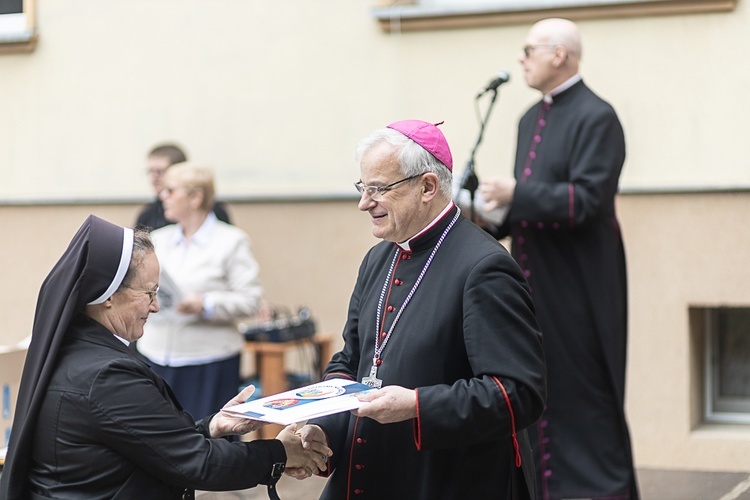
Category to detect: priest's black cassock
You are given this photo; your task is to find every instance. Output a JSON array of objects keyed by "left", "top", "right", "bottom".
[{"left": 489, "top": 80, "right": 638, "bottom": 499}]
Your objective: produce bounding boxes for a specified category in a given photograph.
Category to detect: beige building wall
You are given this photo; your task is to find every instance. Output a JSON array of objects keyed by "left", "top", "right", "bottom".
[
  {"left": 617, "top": 192, "right": 750, "bottom": 472},
  {"left": 2, "top": 1, "right": 749, "bottom": 200},
  {"left": 2, "top": 0, "right": 749, "bottom": 476}
]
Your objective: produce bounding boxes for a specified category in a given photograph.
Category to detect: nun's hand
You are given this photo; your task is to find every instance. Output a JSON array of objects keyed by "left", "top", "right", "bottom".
[{"left": 209, "top": 385, "right": 265, "bottom": 437}]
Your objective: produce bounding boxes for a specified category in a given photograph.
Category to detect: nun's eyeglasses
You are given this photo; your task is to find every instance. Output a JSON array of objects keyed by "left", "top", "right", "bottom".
[
  {"left": 125, "top": 285, "right": 159, "bottom": 305},
  {"left": 354, "top": 173, "right": 424, "bottom": 201}
]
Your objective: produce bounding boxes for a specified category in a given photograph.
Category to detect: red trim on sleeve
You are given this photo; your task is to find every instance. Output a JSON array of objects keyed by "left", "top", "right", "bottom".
[
  {"left": 568, "top": 183, "right": 575, "bottom": 228},
  {"left": 492, "top": 376, "right": 521, "bottom": 468},
  {"left": 413, "top": 388, "right": 422, "bottom": 450}
]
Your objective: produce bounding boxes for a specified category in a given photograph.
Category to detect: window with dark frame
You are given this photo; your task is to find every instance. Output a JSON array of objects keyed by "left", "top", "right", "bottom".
[
  {"left": 0, "top": 0, "right": 23, "bottom": 16},
  {"left": 705, "top": 307, "right": 750, "bottom": 424}
]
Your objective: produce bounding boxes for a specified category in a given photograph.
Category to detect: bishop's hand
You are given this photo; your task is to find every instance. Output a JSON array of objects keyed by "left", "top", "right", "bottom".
[{"left": 351, "top": 385, "right": 417, "bottom": 424}]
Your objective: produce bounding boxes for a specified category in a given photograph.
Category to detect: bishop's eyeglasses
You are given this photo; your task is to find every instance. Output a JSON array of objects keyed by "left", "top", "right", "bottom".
[{"left": 354, "top": 173, "right": 424, "bottom": 201}]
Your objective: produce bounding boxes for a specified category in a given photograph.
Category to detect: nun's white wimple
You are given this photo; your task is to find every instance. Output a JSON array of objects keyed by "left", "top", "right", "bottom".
[{"left": 87, "top": 227, "right": 134, "bottom": 305}]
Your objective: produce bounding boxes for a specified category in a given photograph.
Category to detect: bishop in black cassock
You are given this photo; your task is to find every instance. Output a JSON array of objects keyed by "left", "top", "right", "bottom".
[{"left": 296, "top": 120, "right": 547, "bottom": 499}]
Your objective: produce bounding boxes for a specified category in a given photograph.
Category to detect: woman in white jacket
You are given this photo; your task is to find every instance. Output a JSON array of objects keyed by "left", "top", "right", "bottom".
[{"left": 137, "top": 162, "right": 263, "bottom": 419}]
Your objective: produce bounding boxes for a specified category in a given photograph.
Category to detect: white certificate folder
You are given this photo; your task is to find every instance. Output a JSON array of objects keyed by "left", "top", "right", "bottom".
[{"left": 223, "top": 379, "right": 374, "bottom": 425}]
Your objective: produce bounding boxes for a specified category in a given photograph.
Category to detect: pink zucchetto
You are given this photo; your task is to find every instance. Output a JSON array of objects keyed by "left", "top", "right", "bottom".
[{"left": 386, "top": 120, "right": 453, "bottom": 172}]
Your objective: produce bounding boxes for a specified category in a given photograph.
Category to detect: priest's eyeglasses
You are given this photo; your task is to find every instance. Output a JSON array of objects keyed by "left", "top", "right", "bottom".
[
  {"left": 125, "top": 285, "right": 159, "bottom": 305},
  {"left": 522, "top": 44, "right": 556, "bottom": 57},
  {"left": 354, "top": 173, "right": 424, "bottom": 201}
]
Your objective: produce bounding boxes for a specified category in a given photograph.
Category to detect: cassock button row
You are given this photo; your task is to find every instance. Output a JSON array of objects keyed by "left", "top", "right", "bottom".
[
  {"left": 356, "top": 437, "right": 366, "bottom": 444},
  {"left": 394, "top": 279, "right": 403, "bottom": 286},
  {"left": 544, "top": 469, "right": 552, "bottom": 477},
  {"left": 517, "top": 236, "right": 525, "bottom": 244},
  {"left": 541, "top": 420, "right": 548, "bottom": 428},
  {"left": 524, "top": 270, "right": 531, "bottom": 278},
  {"left": 401, "top": 253, "right": 410, "bottom": 260},
  {"left": 544, "top": 453, "right": 551, "bottom": 461},
  {"left": 387, "top": 305, "right": 395, "bottom": 312},
  {"left": 354, "top": 489, "right": 364, "bottom": 495},
  {"left": 539, "top": 118, "right": 546, "bottom": 126},
  {"left": 524, "top": 167, "right": 532, "bottom": 176},
  {"left": 534, "top": 134, "right": 542, "bottom": 143},
  {"left": 529, "top": 151, "right": 537, "bottom": 160},
  {"left": 355, "top": 464, "right": 365, "bottom": 470},
  {"left": 380, "top": 332, "right": 387, "bottom": 340}
]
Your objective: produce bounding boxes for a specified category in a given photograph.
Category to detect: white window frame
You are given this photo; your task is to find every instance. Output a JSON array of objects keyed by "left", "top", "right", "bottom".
[{"left": 371, "top": 0, "right": 738, "bottom": 32}]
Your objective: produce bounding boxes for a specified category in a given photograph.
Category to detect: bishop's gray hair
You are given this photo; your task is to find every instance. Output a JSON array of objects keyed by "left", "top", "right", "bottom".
[{"left": 355, "top": 127, "right": 453, "bottom": 199}]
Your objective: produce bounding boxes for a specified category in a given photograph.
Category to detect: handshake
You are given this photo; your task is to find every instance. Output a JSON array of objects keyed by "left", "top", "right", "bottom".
[{"left": 276, "top": 423, "right": 331, "bottom": 479}]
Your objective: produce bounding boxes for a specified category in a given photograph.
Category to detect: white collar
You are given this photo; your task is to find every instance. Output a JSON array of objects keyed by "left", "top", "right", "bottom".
[
  {"left": 397, "top": 201, "right": 454, "bottom": 252},
  {"left": 112, "top": 333, "right": 130, "bottom": 346},
  {"left": 169, "top": 212, "right": 218, "bottom": 247},
  {"left": 543, "top": 73, "right": 581, "bottom": 103}
]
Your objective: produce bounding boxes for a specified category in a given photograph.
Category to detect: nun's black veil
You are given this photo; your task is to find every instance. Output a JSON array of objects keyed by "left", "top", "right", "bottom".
[{"left": 0, "top": 215, "right": 133, "bottom": 498}]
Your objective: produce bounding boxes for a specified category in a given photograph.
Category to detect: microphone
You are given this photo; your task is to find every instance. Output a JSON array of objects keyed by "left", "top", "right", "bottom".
[{"left": 476, "top": 71, "right": 510, "bottom": 98}]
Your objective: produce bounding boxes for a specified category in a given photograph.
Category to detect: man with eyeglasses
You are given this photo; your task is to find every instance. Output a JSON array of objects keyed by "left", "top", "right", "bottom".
[
  {"left": 479, "top": 18, "right": 637, "bottom": 499},
  {"left": 294, "top": 120, "right": 546, "bottom": 499},
  {"left": 135, "top": 143, "right": 231, "bottom": 231}
]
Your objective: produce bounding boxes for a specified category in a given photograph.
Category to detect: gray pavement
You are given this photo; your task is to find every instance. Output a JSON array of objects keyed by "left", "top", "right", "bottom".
[
  {"left": 197, "top": 468, "right": 750, "bottom": 500},
  {"left": 1, "top": 464, "right": 747, "bottom": 498},
  {"left": 638, "top": 469, "right": 750, "bottom": 500}
]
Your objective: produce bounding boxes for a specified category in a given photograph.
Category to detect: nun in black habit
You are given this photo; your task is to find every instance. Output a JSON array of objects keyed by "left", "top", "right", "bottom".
[{"left": 0, "top": 215, "right": 330, "bottom": 499}]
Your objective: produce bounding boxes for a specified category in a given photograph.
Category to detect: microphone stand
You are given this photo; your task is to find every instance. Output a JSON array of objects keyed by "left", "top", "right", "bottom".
[{"left": 462, "top": 88, "right": 500, "bottom": 224}]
